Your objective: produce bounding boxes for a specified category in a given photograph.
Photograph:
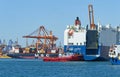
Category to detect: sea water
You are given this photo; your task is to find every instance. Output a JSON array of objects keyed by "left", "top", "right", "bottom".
[{"left": 0, "top": 59, "right": 120, "bottom": 77}]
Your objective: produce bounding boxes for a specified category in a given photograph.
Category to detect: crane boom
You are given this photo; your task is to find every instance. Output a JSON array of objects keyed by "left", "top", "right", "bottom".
[
  {"left": 23, "top": 26, "right": 58, "bottom": 51},
  {"left": 88, "top": 4, "right": 95, "bottom": 30}
]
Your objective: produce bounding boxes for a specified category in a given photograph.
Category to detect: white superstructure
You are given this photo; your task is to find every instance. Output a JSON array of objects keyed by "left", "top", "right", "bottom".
[
  {"left": 109, "top": 45, "right": 120, "bottom": 58},
  {"left": 98, "top": 23, "right": 120, "bottom": 46},
  {"left": 64, "top": 25, "right": 86, "bottom": 46},
  {"left": 64, "top": 17, "right": 86, "bottom": 53}
]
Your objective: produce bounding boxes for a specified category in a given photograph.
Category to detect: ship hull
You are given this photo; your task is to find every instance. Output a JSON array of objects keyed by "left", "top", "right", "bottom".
[
  {"left": 64, "top": 45, "right": 85, "bottom": 61},
  {"left": 85, "top": 46, "right": 111, "bottom": 61},
  {"left": 7, "top": 53, "right": 84, "bottom": 62},
  {"left": 7, "top": 53, "right": 58, "bottom": 59},
  {"left": 110, "top": 58, "right": 120, "bottom": 65},
  {"left": 64, "top": 45, "right": 106, "bottom": 61},
  {"left": 43, "top": 55, "right": 84, "bottom": 62},
  {"left": 100, "top": 46, "right": 110, "bottom": 61},
  {"left": 64, "top": 45, "right": 86, "bottom": 54},
  {"left": 84, "top": 46, "right": 101, "bottom": 61}
]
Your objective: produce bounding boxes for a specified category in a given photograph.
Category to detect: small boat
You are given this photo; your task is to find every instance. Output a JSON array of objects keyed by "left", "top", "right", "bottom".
[
  {"left": 0, "top": 54, "right": 11, "bottom": 58},
  {"left": 43, "top": 53, "right": 84, "bottom": 62},
  {"left": 109, "top": 44, "right": 120, "bottom": 65}
]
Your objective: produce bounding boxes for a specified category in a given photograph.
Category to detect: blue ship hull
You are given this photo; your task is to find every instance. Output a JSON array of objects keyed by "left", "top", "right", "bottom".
[
  {"left": 64, "top": 45, "right": 86, "bottom": 54},
  {"left": 84, "top": 46, "right": 101, "bottom": 61},
  {"left": 110, "top": 58, "right": 120, "bottom": 65},
  {"left": 64, "top": 45, "right": 101, "bottom": 61}
]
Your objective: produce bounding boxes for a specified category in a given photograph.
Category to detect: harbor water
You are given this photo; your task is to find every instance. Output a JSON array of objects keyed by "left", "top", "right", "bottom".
[{"left": 0, "top": 59, "right": 120, "bottom": 77}]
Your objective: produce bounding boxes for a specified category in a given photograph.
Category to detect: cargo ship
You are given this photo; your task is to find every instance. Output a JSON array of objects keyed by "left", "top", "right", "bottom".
[
  {"left": 64, "top": 4, "right": 120, "bottom": 61},
  {"left": 7, "top": 45, "right": 62, "bottom": 59},
  {"left": 64, "top": 17, "right": 86, "bottom": 60},
  {"left": 6, "top": 26, "right": 61, "bottom": 59},
  {"left": 64, "top": 18, "right": 120, "bottom": 61},
  {"left": 64, "top": 5, "right": 101, "bottom": 61},
  {"left": 109, "top": 44, "right": 120, "bottom": 65}
]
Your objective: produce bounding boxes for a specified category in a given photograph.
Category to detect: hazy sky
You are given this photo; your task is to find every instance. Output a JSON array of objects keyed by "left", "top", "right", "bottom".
[{"left": 0, "top": 0, "right": 120, "bottom": 47}]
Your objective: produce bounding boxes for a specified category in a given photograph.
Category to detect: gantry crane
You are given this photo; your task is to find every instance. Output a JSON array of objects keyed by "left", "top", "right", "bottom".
[{"left": 23, "top": 26, "right": 58, "bottom": 51}]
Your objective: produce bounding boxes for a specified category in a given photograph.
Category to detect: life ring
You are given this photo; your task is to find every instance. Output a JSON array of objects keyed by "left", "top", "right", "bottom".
[{"left": 68, "top": 29, "right": 74, "bottom": 36}]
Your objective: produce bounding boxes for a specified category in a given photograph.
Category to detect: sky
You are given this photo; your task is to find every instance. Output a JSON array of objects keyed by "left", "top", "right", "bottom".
[{"left": 0, "top": 0, "right": 120, "bottom": 47}]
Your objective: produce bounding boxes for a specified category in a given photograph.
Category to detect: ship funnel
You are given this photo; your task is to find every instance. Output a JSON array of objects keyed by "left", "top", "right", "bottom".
[{"left": 75, "top": 17, "right": 81, "bottom": 26}]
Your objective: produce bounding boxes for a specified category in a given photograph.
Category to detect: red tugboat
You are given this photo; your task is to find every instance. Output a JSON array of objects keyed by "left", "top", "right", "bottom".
[{"left": 43, "top": 53, "right": 84, "bottom": 62}]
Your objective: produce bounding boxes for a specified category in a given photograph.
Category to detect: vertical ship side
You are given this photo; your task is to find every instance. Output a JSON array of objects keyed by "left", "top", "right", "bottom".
[
  {"left": 98, "top": 23, "right": 120, "bottom": 61},
  {"left": 64, "top": 17, "right": 86, "bottom": 60},
  {"left": 83, "top": 4, "right": 101, "bottom": 61},
  {"left": 84, "top": 29, "right": 100, "bottom": 60}
]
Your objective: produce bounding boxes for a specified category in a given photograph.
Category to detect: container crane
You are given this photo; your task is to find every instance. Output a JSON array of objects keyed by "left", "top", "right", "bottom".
[{"left": 23, "top": 26, "right": 58, "bottom": 52}]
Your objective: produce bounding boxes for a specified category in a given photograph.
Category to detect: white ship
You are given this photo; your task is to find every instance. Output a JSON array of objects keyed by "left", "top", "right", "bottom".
[{"left": 64, "top": 17, "right": 86, "bottom": 58}]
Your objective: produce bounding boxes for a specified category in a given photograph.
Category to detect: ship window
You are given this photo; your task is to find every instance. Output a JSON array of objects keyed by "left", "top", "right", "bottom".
[
  {"left": 84, "top": 42, "right": 86, "bottom": 45},
  {"left": 68, "top": 43, "right": 73, "bottom": 45},
  {"left": 77, "top": 43, "right": 78, "bottom": 45},
  {"left": 80, "top": 43, "right": 82, "bottom": 45}
]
